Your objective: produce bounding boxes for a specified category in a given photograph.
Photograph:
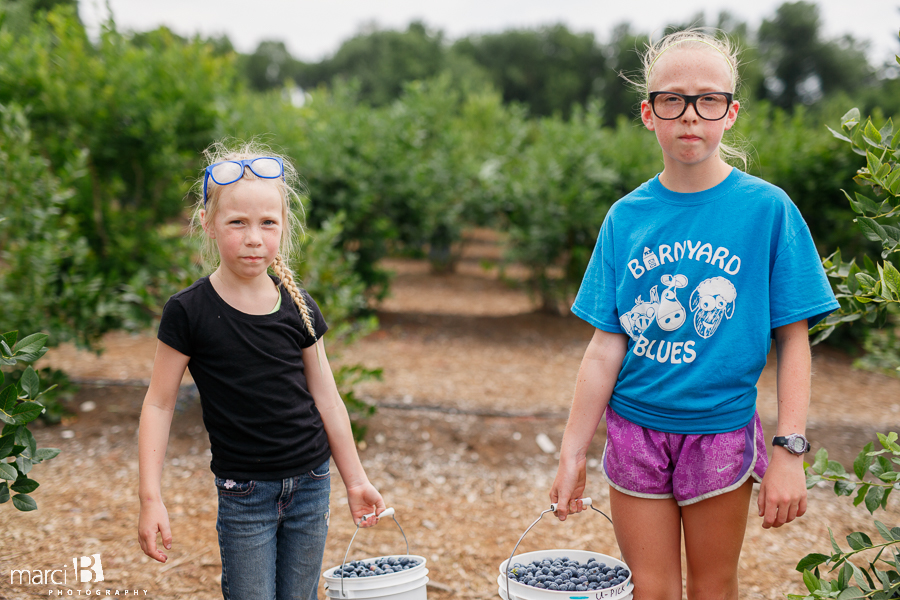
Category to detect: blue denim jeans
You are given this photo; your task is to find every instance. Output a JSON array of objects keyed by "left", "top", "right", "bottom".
[{"left": 215, "top": 460, "right": 331, "bottom": 600}]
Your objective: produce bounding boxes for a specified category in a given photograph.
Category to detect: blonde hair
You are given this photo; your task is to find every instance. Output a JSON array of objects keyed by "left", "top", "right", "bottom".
[
  {"left": 628, "top": 28, "right": 748, "bottom": 169},
  {"left": 191, "top": 140, "right": 318, "bottom": 341}
]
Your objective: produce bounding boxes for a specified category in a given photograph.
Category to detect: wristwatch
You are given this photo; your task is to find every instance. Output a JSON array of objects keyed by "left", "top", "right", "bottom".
[{"left": 772, "top": 433, "right": 810, "bottom": 455}]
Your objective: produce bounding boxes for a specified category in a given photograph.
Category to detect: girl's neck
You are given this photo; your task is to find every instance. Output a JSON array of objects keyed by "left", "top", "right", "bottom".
[
  {"left": 209, "top": 268, "right": 279, "bottom": 315},
  {"left": 658, "top": 157, "right": 733, "bottom": 194}
]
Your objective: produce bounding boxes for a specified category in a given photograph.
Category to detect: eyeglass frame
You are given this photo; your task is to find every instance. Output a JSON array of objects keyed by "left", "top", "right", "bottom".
[
  {"left": 202, "top": 156, "right": 285, "bottom": 206},
  {"left": 647, "top": 91, "right": 734, "bottom": 121}
]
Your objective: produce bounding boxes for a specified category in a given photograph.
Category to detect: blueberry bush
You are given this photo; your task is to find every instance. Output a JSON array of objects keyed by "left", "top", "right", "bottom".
[
  {"left": 0, "top": 331, "right": 61, "bottom": 512},
  {"left": 811, "top": 108, "right": 900, "bottom": 360},
  {"left": 791, "top": 432, "right": 900, "bottom": 599}
]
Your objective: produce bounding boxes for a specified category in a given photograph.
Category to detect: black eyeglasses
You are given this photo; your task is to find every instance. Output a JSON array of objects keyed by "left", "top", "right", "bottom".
[{"left": 648, "top": 91, "right": 734, "bottom": 121}]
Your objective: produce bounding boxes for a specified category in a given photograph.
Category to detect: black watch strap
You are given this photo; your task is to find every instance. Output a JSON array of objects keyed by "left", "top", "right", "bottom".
[{"left": 772, "top": 434, "right": 810, "bottom": 455}]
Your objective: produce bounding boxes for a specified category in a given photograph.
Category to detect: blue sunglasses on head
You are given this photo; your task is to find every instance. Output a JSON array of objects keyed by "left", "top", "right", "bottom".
[{"left": 203, "top": 156, "right": 284, "bottom": 205}]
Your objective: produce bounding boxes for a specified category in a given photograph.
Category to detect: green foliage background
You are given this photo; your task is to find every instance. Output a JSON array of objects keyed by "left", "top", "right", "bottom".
[{"left": 0, "top": 1, "right": 898, "bottom": 367}]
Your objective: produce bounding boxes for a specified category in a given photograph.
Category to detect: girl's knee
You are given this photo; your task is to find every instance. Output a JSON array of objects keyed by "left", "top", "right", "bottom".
[{"left": 685, "top": 573, "right": 739, "bottom": 600}]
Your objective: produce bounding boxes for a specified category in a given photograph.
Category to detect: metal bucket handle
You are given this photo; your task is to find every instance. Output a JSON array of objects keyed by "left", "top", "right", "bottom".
[
  {"left": 338, "top": 507, "right": 410, "bottom": 598},
  {"left": 504, "top": 498, "right": 613, "bottom": 600}
]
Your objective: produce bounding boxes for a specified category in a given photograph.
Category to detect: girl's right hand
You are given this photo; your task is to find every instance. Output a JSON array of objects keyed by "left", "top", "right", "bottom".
[
  {"left": 549, "top": 457, "right": 587, "bottom": 521},
  {"left": 138, "top": 499, "right": 172, "bottom": 563},
  {"left": 347, "top": 481, "right": 386, "bottom": 528}
]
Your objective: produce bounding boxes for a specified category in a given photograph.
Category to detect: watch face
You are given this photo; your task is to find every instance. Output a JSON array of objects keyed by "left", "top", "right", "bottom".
[{"left": 789, "top": 437, "right": 806, "bottom": 453}]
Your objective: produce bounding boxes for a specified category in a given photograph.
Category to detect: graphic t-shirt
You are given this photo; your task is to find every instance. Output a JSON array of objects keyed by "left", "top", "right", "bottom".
[{"left": 572, "top": 169, "right": 839, "bottom": 434}]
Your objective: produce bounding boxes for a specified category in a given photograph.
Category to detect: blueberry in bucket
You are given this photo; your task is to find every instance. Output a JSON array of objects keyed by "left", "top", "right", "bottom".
[{"left": 335, "top": 557, "right": 422, "bottom": 578}]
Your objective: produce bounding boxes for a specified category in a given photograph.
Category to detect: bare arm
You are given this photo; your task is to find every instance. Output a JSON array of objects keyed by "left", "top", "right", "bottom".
[
  {"left": 304, "top": 337, "right": 385, "bottom": 527},
  {"left": 551, "top": 329, "right": 628, "bottom": 520},
  {"left": 758, "top": 319, "right": 811, "bottom": 529},
  {"left": 137, "top": 341, "right": 190, "bottom": 562}
]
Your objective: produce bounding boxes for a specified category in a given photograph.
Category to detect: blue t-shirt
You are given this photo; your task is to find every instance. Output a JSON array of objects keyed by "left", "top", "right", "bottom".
[{"left": 572, "top": 169, "right": 839, "bottom": 434}]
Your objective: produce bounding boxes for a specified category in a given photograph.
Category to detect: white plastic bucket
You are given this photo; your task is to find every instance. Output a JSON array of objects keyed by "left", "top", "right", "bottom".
[
  {"left": 499, "top": 550, "right": 632, "bottom": 600},
  {"left": 322, "top": 555, "right": 428, "bottom": 600}
]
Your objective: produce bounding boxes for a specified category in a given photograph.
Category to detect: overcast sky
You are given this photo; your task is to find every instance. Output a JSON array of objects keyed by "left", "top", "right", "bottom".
[{"left": 78, "top": 0, "right": 900, "bottom": 65}]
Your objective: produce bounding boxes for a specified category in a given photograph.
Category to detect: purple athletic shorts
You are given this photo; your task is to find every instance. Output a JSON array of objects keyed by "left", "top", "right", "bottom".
[{"left": 601, "top": 406, "right": 768, "bottom": 506}]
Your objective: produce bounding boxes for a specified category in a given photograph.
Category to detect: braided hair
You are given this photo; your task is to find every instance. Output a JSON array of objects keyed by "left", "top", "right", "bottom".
[
  {"left": 192, "top": 139, "right": 317, "bottom": 342},
  {"left": 272, "top": 254, "right": 317, "bottom": 342}
]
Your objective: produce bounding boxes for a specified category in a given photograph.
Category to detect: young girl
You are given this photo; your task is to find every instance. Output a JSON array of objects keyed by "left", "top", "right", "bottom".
[
  {"left": 550, "top": 31, "right": 839, "bottom": 599},
  {"left": 138, "top": 141, "right": 385, "bottom": 600}
]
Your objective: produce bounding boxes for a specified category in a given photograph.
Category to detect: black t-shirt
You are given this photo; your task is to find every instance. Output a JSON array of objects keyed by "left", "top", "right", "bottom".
[{"left": 157, "top": 275, "right": 331, "bottom": 480}]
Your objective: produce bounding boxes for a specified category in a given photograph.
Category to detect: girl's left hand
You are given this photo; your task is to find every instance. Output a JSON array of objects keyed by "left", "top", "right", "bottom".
[
  {"left": 347, "top": 481, "right": 386, "bottom": 528},
  {"left": 758, "top": 448, "right": 807, "bottom": 529}
]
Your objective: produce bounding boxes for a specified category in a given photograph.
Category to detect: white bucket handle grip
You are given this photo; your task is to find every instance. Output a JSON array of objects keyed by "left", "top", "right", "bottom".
[
  {"left": 504, "top": 498, "right": 614, "bottom": 600},
  {"left": 549, "top": 497, "right": 592, "bottom": 512},
  {"left": 360, "top": 506, "right": 395, "bottom": 521},
  {"left": 338, "top": 507, "right": 409, "bottom": 598}
]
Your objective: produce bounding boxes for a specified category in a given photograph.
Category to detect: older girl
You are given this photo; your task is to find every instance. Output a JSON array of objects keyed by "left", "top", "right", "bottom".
[{"left": 550, "top": 30, "right": 838, "bottom": 599}]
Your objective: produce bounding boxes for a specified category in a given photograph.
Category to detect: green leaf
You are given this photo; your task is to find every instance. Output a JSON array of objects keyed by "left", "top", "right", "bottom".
[
  {"left": 15, "top": 455, "right": 32, "bottom": 475},
  {"left": 0, "top": 461, "right": 17, "bottom": 480},
  {"left": 884, "top": 263, "right": 900, "bottom": 296},
  {"left": 865, "top": 121, "right": 883, "bottom": 145},
  {"left": 803, "top": 569, "right": 820, "bottom": 593},
  {"left": 798, "top": 554, "right": 830, "bottom": 573},
  {"left": 847, "top": 531, "right": 872, "bottom": 551},
  {"left": 858, "top": 217, "right": 888, "bottom": 243},
  {"left": 836, "top": 587, "right": 866, "bottom": 600},
  {"left": 893, "top": 527, "right": 900, "bottom": 540},
  {"left": 856, "top": 273, "right": 878, "bottom": 290},
  {"left": 877, "top": 432, "right": 900, "bottom": 451},
  {"left": 1, "top": 332, "right": 18, "bottom": 351},
  {"left": 34, "top": 447, "right": 60, "bottom": 461},
  {"left": 14, "top": 422, "right": 36, "bottom": 458},
  {"left": 812, "top": 448, "right": 829, "bottom": 474},
  {"left": 0, "top": 386, "right": 16, "bottom": 425},
  {"left": 850, "top": 563, "right": 871, "bottom": 592},
  {"left": 17, "top": 367, "right": 39, "bottom": 400},
  {"left": 10, "top": 476, "right": 38, "bottom": 493},
  {"left": 853, "top": 192, "right": 878, "bottom": 214},
  {"left": 854, "top": 443, "right": 875, "bottom": 478},
  {"left": 825, "top": 460, "right": 847, "bottom": 477},
  {"left": 842, "top": 108, "right": 861, "bottom": 129},
  {"left": 880, "top": 118, "right": 893, "bottom": 142},
  {"left": 834, "top": 479, "right": 856, "bottom": 496},
  {"left": 12, "top": 333, "right": 48, "bottom": 358},
  {"left": 875, "top": 520, "right": 895, "bottom": 541},
  {"left": 0, "top": 435, "right": 13, "bottom": 459},
  {"left": 873, "top": 567, "right": 892, "bottom": 589},
  {"left": 827, "top": 125, "right": 853, "bottom": 143},
  {"left": 870, "top": 455, "right": 894, "bottom": 478},
  {"left": 0, "top": 481, "right": 8, "bottom": 503},
  {"left": 838, "top": 563, "right": 852, "bottom": 589},
  {"left": 7, "top": 401, "right": 44, "bottom": 426},
  {"left": 828, "top": 528, "right": 840, "bottom": 553},
  {"left": 865, "top": 486, "right": 885, "bottom": 514},
  {"left": 12, "top": 493, "right": 37, "bottom": 511}
]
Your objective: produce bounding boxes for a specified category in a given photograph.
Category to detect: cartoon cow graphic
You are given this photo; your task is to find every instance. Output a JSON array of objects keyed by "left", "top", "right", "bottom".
[
  {"left": 619, "top": 286, "right": 659, "bottom": 341},
  {"left": 689, "top": 276, "right": 737, "bottom": 339},
  {"left": 656, "top": 274, "right": 688, "bottom": 331}
]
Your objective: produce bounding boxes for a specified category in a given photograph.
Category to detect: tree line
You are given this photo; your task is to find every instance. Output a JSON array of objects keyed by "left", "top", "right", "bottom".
[
  {"left": 0, "top": 0, "right": 896, "bottom": 360},
  {"left": 237, "top": 2, "right": 896, "bottom": 121}
]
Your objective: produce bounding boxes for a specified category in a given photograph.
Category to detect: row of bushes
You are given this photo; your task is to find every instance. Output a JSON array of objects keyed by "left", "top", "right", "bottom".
[{"left": 0, "top": 7, "right": 886, "bottom": 352}]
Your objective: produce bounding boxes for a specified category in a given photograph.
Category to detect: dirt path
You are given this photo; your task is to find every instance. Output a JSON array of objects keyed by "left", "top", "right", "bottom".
[{"left": 2, "top": 232, "right": 899, "bottom": 599}]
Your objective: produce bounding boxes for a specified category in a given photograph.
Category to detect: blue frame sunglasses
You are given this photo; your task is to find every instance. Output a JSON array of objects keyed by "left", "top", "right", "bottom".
[{"left": 203, "top": 157, "right": 284, "bottom": 205}]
